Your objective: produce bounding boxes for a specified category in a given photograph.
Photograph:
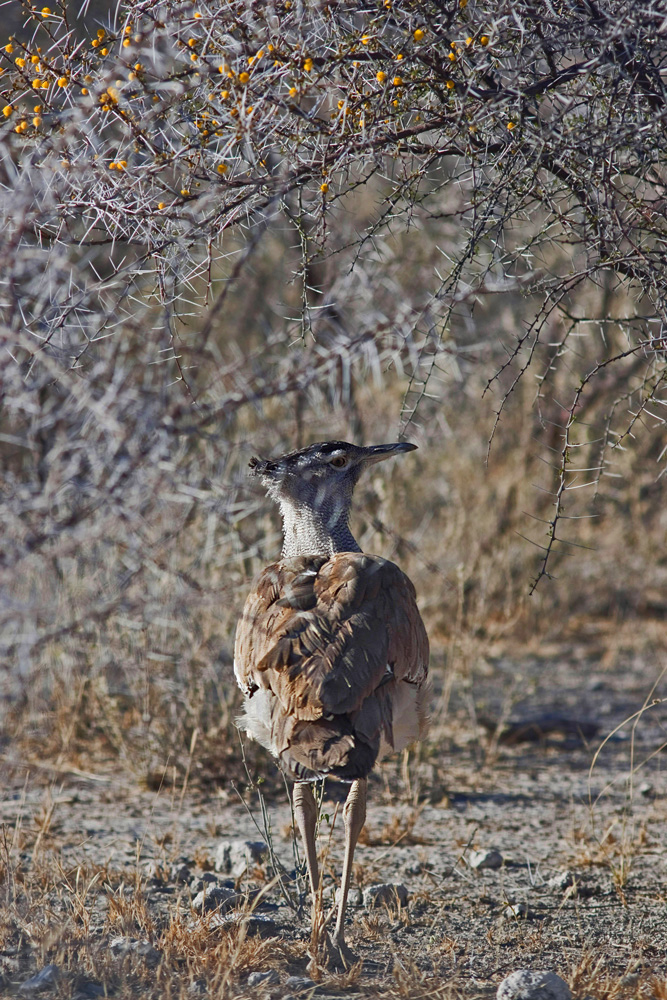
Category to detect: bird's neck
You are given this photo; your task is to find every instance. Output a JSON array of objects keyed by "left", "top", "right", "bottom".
[{"left": 279, "top": 501, "right": 361, "bottom": 558}]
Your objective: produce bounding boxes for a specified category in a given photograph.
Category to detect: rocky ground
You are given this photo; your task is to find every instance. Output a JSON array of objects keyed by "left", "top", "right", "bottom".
[{"left": 2, "top": 634, "right": 667, "bottom": 999}]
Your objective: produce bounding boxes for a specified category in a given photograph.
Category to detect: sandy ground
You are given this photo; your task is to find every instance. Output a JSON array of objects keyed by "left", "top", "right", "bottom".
[{"left": 2, "top": 636, "right": 667, "bottom": 997}]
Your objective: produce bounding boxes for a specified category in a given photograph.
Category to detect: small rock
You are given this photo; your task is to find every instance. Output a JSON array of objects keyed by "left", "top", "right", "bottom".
[
  {"left": 171, "top": 863, "right": 192, "bottom": 884},
  {"left": 110, "top": 936, "right": 161, "bottom": 967},
  {"left": 192, "top": 885, "right": 239, "bottom": 914},
  {"left": 217, "top": 913, "right": 278, "bottom": 937},
  {"left": 285, "top": 975, "right": 316, "bottom": 992},
  {"left": 469, "top": 849, "right": 504, "bottom": 870},
  {"left": 19, "top": 965, "right": 61, "bottom": 995},
  {"left": 215, "top": 839, "right": 269, "bottom": 877},
  {"left": 546, "top": 871, "right": 576, "bottom": 892},
  {"left": 323, "top": 884, "right": 363, "bottom": 907},
  {"left": 248, "top": 970, "right": 281, "bottom": 987},
  {"left": 503, "top": 902, "right": 534, "bottom": 920},
  {"left": 497, "top": 970, "right": 571, "bottom": 1000},
  {"left": 190, "top": 871, "right": 230, "bottom": 893},
  {"left": 362, "top": 883, "right": 409, "bottom": 908},
  {"left": 71, "top": 980, "right": 105, "bottom": 1000}
]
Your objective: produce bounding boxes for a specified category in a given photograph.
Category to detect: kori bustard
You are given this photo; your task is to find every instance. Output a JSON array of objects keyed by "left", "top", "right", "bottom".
[{"left": 234, "top": 440, "right": 429, "bottom": 968}]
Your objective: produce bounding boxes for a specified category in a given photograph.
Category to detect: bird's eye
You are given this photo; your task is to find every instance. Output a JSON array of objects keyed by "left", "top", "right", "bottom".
[{"left": 330, "top": 455, "right": 347, "bottom": 468}]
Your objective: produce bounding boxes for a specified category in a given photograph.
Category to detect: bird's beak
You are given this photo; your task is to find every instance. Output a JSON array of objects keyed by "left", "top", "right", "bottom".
[{"left": 362, "top": 442, "right": 418, "bottom": 466}]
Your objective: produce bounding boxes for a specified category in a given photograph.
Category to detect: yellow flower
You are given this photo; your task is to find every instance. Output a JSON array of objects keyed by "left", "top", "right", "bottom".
[
  {"left": 396, "top": 52, "right": 403, "bottom": 60},
  {"left": 180, "top": 188, "right": 190, "bottom": 196},
  {"left": 124, "top": 26, "right": 132, "bottom": 34},
  {"left": 41, "top": 80, "right": 48, "bottom": 88},
  {"left": 190, "top": 52, "right": 198, "bottom": 61},
  {"left": 5, "top": 43, "right": 13, "bottom": 54},
  {"left": 392, "top": 76, "right": 402, "bottom": 86},
  {"left": 194, "top": 11, "right": 202, "bottom": 17},
  {"left": 123, "top": 39, "right": 130, "bottom": 47},
  {"left": 41, "top": 6, "right": 51, "bottom": 14},
  {"left": 361, "top": 35, "right": 370, "bottom": 45},
  {"left": 376, "top": 70, "right": 387, "bottom": 83},
  {"left": 217, "top": 163, "right": 227, "bottom": 173},
  {"left": 109, "top": 161, "right": 116, "bottom": 169},
  {"left": 304, "top": 57, "right": 313, "bottom": 71},
  {"left": 2, "top": 104, "right": 13, "bottom": 116},
  {"left": 57, "top": 76, "right": 68, "bottom": 86},
  {"left": 134, "top": 63, "right": 142, "bottom": 71},
  {"left": 158, "top": 202, "right": 166, "bottom": 209},
  {"left": 480, "top": 35, "right": 489, "bottom": 45},
  {"left": 507, "top": 121, "right": 515, "bottom": 129},
  {"left": 220, "top": 89, "right": 229, "bottom": 99},
  {"left": 187, "top": 38, "right": 196, "bottom": 47},
  {"left": 239, "top": 71, "right": 250, "bottom": 83},
  {"left": 289, "top": 86, "right": 297, "bottom": 97},
  {"left": 33, "top": 104, "right": 40, "bottom": 112},
  {"left": 337, "top": 99, "right": 344, "bottom": 109},
  {"left": 466, "top": 37, "right": 473, "bottom": 46},
  {"left": 320, "top": 182, "right": 328, "bottom": 193},
  {"left": 446, "top": 79, "right": 455, "bottom": 89},
  {"left": 32, "top": 79, "right": 42, "bottom": 89},
  {"left": 81, "top": 87, "right": 88, "bottom": 94},
  {"left": 448, "top": 51, "right": 456, "bottom": 61},
  {"left": 15, "top": 57, "right": 26, "bottom": 67},
  {"left": 92, "top": 39, "right": 99, "bottom": 47},
  {"left": 97, "top": 29, "right": 105, "bottom": 38},
  {"left": 413, "top": 28, "right": 424, "bottom": 41},
  {"left": 117, "top": 160, "right": 127, "bottom": 169},
  {"left": 31, "top": 54, "right": 39, "bottom": 63}
]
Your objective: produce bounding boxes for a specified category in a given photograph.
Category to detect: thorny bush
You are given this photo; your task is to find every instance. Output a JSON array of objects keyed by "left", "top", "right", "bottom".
[{"left": 1, "top": 0, "right": 666, "bottom": 767}]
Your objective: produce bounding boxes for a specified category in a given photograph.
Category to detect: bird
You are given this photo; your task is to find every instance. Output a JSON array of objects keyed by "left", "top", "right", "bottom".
[{"left": 234, "top": 440, "right": 429, "bottom": 969}]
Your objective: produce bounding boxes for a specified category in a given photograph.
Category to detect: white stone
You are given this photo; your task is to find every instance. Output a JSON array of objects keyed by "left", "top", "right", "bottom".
[
  {"left": 497, "top": 970, "right": 571, "bottom": 1000},
  {"left": 469, "top": 849, "right": 503, "bottom": 870},
  {"left": 362, "top": 883, "right": 409, "bottom": 908},
  {"left": 214, "top": 839, "right": 268, "bottom": 877}
]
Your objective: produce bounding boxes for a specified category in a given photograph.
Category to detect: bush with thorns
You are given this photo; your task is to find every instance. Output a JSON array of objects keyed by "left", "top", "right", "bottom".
[{"left": 1, "top": 0, "right": 666, "bottom": 763}]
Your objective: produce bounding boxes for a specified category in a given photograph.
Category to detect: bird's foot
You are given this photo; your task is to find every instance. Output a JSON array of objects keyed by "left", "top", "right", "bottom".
[{"left": 321, "top": 930, "right": 360, "bottom": 971}]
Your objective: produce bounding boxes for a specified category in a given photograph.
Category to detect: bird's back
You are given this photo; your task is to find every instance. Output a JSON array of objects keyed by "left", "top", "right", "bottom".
[{"left": 235, "top": 552, "right": 429, "bottom": 781}]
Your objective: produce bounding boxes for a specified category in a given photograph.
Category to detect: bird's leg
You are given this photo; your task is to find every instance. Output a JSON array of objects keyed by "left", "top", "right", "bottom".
[
  {"left": 293, "top": 781, "right": 320, "bottom": 901},
  {"left": 328, "top": 777, "right": 366, "bottom": 969}
]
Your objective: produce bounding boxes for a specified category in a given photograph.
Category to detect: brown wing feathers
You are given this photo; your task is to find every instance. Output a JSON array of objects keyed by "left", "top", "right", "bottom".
[{"left": 234, "top": 553, "right": 429, "bottom": 781}]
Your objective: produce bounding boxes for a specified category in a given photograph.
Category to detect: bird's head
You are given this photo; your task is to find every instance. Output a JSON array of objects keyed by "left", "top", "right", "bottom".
[{"left": 249, "top": 440, "right": 417, "bottom": 523}]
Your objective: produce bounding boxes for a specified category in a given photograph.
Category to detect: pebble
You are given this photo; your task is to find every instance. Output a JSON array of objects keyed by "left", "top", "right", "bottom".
[
  {"left": 215, "top": 839, "right": 269, "bottom": 877},
  {"left": 362, "top": 883, "right": 409, "bottom": 908},
  {"left": 18, "top": 965, "right": 60, "bottom": 995},
  {"left": 192, "top": 885, "right": 239, "bottom": 914},
  {"left": 285, "top": 974, "right": 316, "bottom": 992},
  {"left": 497, "top": 970, "right": 571, "bottom": 1000},
  {"left": 190, "top": 872, "right": 234, "bottom": 894},
  {"left": 216, "top": 913, "right": 279, "bottom": 937},
  {"left": 109, "top": 936, "right": 162, "bottom": 967},
  {"left": 322, "top": 884, "right": 363, "bottom": 907},
  {"left": 546, "top": 871, "right": 575, "bottom": 891},
  {"left": 248, "top": 970, "right": 281, "bottom": 986},
  {"left": 469, "top": 849, "right": 504, "bottom": 870},
  {"left": 503, "top": 902, "right": 534, "bottom": 920},
  {"left": 171, "top": 863, "right": 192, "bottom": 884}
]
